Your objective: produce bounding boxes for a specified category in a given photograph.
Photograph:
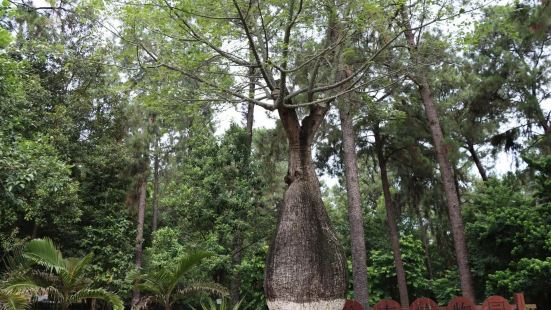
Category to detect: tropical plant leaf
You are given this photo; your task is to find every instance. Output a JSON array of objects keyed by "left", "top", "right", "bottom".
[
  {"left": 135, "top": 280, "right": 163, "bottom": 295},
  {"left": 68, "top": 289, "right": 123, "bottom": 310},
  {"left": 171, "top": 252, "right": 212, "bottom": 289},
  {"left": 0, "top": 278, "right": 39, "bottom": 295},
  {"left": 133, "top": 295, "right": 155, "bottom": 310},
  {"left": 28, "top": 271, "right": 60, "bottom": 288},
  {"left": 23, "top": 239, "right": 65, "bottom": 273},
  {"left": 65, "top": 253, "right": 93, "bottom": 281},
  {"left": 43, "top": 287, "right": 63, "bottom": 303},
  {"left": 173, "top": 282, "right": 228, "bottom": 301},
  {"left": 0, "top": 289, "right": 30, "bottom": 310}
]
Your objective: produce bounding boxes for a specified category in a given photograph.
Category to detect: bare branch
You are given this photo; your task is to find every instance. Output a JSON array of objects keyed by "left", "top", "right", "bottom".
[
  {"left": 232, "top": 0, "right": 275, "bottom": 89},
  {"left": 159, "top": 63, "right": 275, "bottom": 110},
  {"left": 277, "top": 0, "right": 304, "bottom": 107},
  {"left": 159, "top": 0, "right": 254, "bottom": 67},
  {"left": 283, "top": 71, "right": 404, "bottom": 108}
]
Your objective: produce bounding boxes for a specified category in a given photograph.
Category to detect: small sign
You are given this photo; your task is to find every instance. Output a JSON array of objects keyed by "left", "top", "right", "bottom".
[
  {"left": 482, "top": 296, "right": 511, "bottom": 310},
  {"left": 446, "top": 296, "right": 476, "bottom": 310},
  {"left": 410, "top": 297, "right": 440, "bottom": 310},
  {"left": 374, "top": 299, "right": 401, "bottom": 310},
  {"left": 343, "top": 300, "right": 364, "bottom": 310}
]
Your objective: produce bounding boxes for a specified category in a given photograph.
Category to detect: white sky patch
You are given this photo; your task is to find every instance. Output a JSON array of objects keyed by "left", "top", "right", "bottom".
[{"left": 214, "top": 103, "right": 277, "bottom": 136}]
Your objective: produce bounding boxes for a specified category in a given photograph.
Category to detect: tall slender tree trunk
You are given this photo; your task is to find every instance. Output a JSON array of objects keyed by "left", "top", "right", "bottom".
[
  {"left": 453, "top": 166, "right": 463, "bottom": 202},
  {"left": 466, "top": 141, "right": 488, "bottom": 181},
  {"left": 132, "top": 178, "right": 147, "bottom": 308},
  {"left": 400, "top": 7, "right": 475, "bottom": 301},
  {"left": 411, "top": 193, "right": 434, "bottom": 280},
  {"left": 265, "top": 105, "right": 346, "bottom": 310},
  {"left": 31, "top": 221, "right": 38, "bottom": 239},
  {"left": 338, "top": 102, "right": 370, "bottom": 309},
  {"left": 133, "top": 115, "right": 154, "bottom": 308},
  {"left": 231, "top": 67, "right": 256, "bottom": 305},
  {"left": 418, "top": 79, "right": 475, "bottom": 301},
  {"left": 245, "top": 67, "right": 255, "bottom": 148},
  {"left": 373, "top": 125, "right": 409, "bottom": 309},
  {"left": 151, "top": 137, "right": 160, "bottom": 232}
]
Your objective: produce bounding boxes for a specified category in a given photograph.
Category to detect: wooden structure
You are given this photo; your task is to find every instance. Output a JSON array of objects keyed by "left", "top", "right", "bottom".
[
  {"left": 373, "top": 299, "right": 401, "bottom": 310},
  {"left": 345, "top": 292, "right": 537, "bottom": 310}
]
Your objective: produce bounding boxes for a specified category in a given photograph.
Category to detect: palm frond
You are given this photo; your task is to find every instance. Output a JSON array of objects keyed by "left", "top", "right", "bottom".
[
  {"left": 135, "top": 281, "right": 162, "bottom": 295},
  {"left": 0, "top": 290, "right": 30, "bottom": 310},
  {"left": 42, "top": 286, "right": 63, "bottom": 303},
  {"left": 68, "top": 289, "right": 123, "bottom": 310},
  {"left": 23, "top": 239, "right": 65, "bottom": 273},
  {"left": 171, "top": 252, "right": 212, "bottom": 288},
  {"left": 132, "top": 296, "right": 156, "bottom": 310},
  {"left": 0, "top": 278, "right": 39, "bottom": 295},
  {"left": 231, "top": 298, "right": 244, "bottom": 310},
  {"left": 125, "top": 268, "right": 142, "bottom": 282},
  {"left": 65, "top": 253, "right": 93, "bottom": 281},
  {"left": 2, "top": 249, "right": 30, "bottom": 275},
  {"left": 173, "top": 282, "right": 228, "bottom": 302},
  {"left": 199, "top": 298, "right": 217, "bottom": 310},
  {"left": 57, "top": 270, "right": 73, "bottom": 288},
  {"left": 28, "top": 271, "right": 60, "bottom": 288}
]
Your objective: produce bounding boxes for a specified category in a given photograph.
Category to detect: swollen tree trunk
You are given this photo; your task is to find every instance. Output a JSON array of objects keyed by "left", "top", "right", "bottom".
[
  {"left": 265, "top": 105, "right": 346, "bottom": 310},
  {"left": 401, "top": 7, "right": 475, "bottom": 300},
  {"left": 132, "top": 178, "right": 147, "bottom": 307},
  {"left": 373, "top": 125, "right": 409, "bottom": 309},
  {"left": 466, "top": 141, "right": 488, "bottom": 181},
  {"left": 337, "top": 102, "right": 369, "bottom": 309}
]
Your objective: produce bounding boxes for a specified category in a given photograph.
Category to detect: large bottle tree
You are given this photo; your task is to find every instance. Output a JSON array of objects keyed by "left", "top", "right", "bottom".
[{"left": 119, "top": 0, "right": 405, "bottom": 308}]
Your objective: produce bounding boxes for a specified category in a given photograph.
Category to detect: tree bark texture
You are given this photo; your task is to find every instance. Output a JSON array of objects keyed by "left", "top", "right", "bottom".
[
  {"left": 418, "top": 80, "right": 476, "bottom": 301},
  {"left": 374, "top": 126, "right": 409, "bottom": 309},
  {"left": 132, "top": 178, "right": 147, "bottom": 307},
  {"left": 265, "top": 105, "right": 346, "bottom": 310},
  {"left": 338, "top": 102, "right": 370, "bottom": 310},
  {"left": 152, "top": 140, "right": 160, "bottom": 232},
  {"left": 150, "top": 113, "right": 160, "bottom": 233},
  {"left": 246, "top": 67, "right": 255, "bottom": 148},
  {"left": 400, "top": 6, "right": 475, "bottom": 300},
  {"left": 466, "top": 141, "right": 488, "bottom": 181}
]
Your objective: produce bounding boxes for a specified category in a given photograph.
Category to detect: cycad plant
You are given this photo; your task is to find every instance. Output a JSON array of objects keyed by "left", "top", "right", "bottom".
[
  {"left": 0, "top": 287, "right": 34, "bottom": 310},
  {"left": 131, "top": 251, "right": 228, "bottom": 310},
  {"left": 18, "top": 238, "right": 123, "bottom": 310}
]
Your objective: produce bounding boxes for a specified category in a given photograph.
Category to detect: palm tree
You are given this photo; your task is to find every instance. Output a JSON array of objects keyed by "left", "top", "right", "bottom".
[
  {"left": 131, "top": 251, "right": 228, "bottom": 310},
  {"left": 20, "top": 238, "right": 123, "bottom": 310}
]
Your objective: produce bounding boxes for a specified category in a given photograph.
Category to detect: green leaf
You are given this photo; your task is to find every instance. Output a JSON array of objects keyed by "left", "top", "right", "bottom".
[
  {"left": 69, "top": 289, "right": 123, "bottom": 310},
  {"left": 23, "top": 238, "right": 66, "bottom": 273},
  {"left": 0, "top": 290, "right": 30, "bottom": 310},
  {"left": 0, "top": 28, "right": 11, "bottom": 48}
]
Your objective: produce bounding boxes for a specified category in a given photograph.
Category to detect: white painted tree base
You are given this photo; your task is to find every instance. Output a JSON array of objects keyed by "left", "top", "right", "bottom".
[{"left": 267, "top": 299, "right": 345, "bottom": 310}]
